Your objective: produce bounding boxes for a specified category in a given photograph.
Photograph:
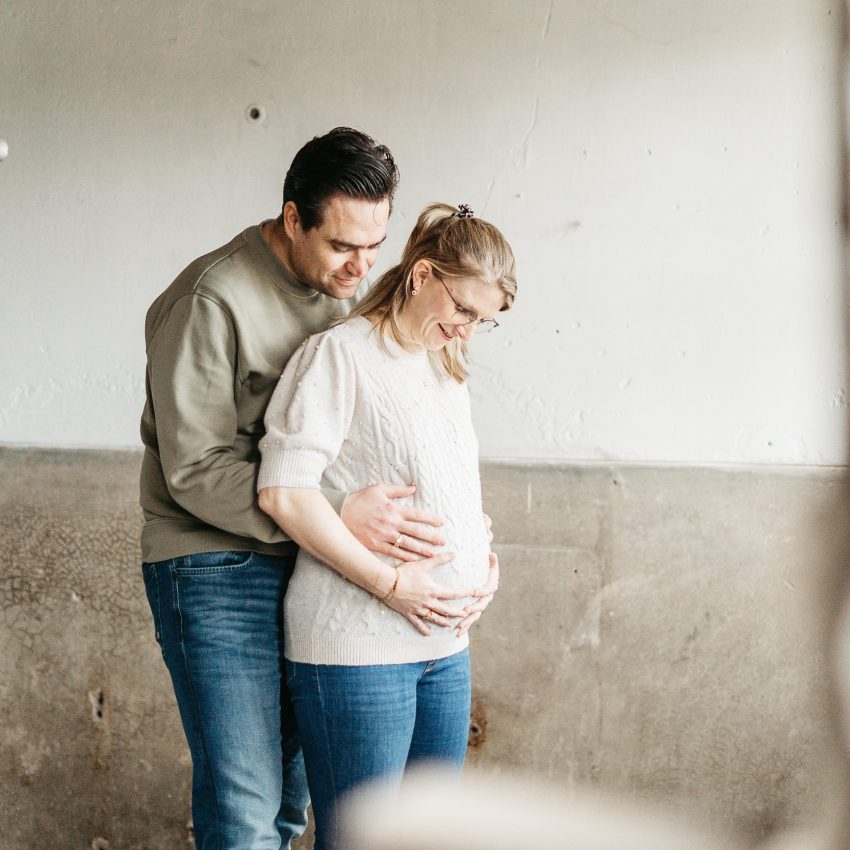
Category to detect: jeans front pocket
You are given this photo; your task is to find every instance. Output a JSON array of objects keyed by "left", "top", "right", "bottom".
[
  {"left": 175, "top": 550, "right": 255, "bottom": 575},
  {"left": 172, "top": 551, "right": 286, "bottom": 651}
]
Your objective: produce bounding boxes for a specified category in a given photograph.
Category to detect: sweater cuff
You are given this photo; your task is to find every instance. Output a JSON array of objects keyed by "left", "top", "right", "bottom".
[{"left": 257, "top": 448, "right": 327, "bottom": 491}]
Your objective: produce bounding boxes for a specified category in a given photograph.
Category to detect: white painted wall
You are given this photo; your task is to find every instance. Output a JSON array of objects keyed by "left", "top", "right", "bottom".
[{"left": 0, "top": 0, "right": 846, "bottom": 464}]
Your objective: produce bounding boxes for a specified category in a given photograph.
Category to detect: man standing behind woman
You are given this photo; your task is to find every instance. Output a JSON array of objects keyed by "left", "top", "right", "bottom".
[
  {"left": 258, "top": 203, "right": 517, "bottom": 849},
  {"left": 140, "top": 129, "right": 499, "bottom": 850}
]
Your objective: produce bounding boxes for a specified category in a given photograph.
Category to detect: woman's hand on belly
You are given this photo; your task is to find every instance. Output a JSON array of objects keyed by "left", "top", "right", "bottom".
[
  {"left": 454, "top": 551, "right": 500, "bottom": 637},
  {"left": 384, "top": 551, "right": 476, "bottom": 636}
]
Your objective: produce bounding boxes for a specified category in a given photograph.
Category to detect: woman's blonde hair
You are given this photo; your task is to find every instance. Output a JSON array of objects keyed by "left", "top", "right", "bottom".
[{"left": 348, "top": 203, "right": 517, "bottom": 382}]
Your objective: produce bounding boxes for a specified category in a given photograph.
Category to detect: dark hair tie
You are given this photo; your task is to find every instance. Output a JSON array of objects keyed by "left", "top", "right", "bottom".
[{"left": 455, "top": 203, "right": 474, "bottom": 219}]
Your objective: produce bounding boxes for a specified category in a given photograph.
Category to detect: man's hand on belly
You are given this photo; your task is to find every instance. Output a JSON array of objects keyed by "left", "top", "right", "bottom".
[{"left": 341, "top": 483, "right": 446, "bottom": 561}]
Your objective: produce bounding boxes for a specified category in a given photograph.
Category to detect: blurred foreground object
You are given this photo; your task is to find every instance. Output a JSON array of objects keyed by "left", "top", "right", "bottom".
[{"left": 339, "top": 766, "right": 745, "bottom": 850}]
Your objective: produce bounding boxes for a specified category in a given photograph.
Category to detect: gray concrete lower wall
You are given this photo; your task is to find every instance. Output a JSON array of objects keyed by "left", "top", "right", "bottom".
[{"left": 1, "top": 448, "right": 848, "bottom": 849}]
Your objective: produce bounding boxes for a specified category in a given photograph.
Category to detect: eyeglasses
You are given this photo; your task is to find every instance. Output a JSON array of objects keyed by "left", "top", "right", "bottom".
[{"left": 433, "top": 273, "right": 499, "bottom": 334}]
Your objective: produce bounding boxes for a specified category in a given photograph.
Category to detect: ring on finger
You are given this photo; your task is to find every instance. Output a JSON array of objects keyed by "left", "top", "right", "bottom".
[
  {"left": 393, "top": 532, "right": 403, "bottom": 547},
  {"left": 422, "top": 610, "right": 433, "bottom": 622}
]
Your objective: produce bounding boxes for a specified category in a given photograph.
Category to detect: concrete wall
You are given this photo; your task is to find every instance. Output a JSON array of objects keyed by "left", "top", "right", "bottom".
[
  {"left": 1, "top": 447, "right": 848, "bottom": 849},
  {"left": 2, "top": 0, "right": 849, "bottom": 848},
  {"left": 0, "top": 0, "right": 846, "bottom": 464}
]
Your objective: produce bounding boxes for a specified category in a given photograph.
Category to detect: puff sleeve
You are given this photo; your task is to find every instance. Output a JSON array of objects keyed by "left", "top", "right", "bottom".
[{"left": 258, "top": 330, "right": 357, "bottom": 491}]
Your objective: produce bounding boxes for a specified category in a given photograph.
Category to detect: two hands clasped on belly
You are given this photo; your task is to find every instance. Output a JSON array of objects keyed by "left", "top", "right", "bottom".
[
  {"left": 340, "top": 481, "right": 500, "bottom": 637},
  {"left": 259, "top": 480, "right": 500, "bottom": 638}
]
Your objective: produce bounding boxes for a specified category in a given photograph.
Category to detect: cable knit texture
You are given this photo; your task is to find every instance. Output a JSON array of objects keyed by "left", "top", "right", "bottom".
[{"left": 258, "top": 316, "right": 490, "bottom": 665}]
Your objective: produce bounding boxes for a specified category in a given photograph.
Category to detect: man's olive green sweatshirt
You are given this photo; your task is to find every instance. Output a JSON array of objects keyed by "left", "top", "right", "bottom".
[{"left": 139, "top": 223, "right": 358, "bottom": 563}]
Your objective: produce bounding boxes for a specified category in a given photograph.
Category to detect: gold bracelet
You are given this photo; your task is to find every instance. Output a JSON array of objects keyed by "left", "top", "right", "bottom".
[{"left": 380, "top": 566, "right": 401, "bottom": 603}]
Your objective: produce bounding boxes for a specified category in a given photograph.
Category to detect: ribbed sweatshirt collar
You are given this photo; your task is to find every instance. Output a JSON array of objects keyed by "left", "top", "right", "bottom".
[{"left": 247, "top": 221, "right": 320, "bottom": 299}]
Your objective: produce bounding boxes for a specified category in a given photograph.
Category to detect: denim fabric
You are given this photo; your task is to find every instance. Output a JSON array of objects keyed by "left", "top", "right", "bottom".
[
  {"left": 142, "top": 551, "right": 309, "bottom": 850},
  {"left": 286, "top": 649, "right": 471, "bottom": 850}
]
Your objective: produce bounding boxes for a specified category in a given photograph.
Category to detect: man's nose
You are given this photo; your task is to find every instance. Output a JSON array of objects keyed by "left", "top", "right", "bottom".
[{"left": 346, "top": 250, "right": 370, "bottom": 278}]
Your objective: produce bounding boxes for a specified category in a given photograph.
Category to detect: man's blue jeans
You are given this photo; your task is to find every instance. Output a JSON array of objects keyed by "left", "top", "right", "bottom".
[
  {"left": 142, "top": 551, "right": 309, "bottom": 850},
  {"left": 285, "top": 649, "right": 471, "bottom": 850}
]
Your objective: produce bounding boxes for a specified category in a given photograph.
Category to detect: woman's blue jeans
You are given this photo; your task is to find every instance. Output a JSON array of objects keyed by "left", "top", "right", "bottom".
[
  {"left": 286, "top": 649, "right": 471, "bottom": 850},
  {"left": 142, "top": 551, "right": 309, "bottom": 850}
]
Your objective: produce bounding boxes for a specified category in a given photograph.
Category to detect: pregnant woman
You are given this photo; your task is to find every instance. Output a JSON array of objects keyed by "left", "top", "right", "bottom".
[{"left": 257, "top": 202, "right": 516, "bottom": 850}]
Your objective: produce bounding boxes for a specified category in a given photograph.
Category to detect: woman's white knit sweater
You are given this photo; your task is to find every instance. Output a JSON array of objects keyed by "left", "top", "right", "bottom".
[{"left": 258, "top": 316, "right": 490, "bottom": 665}]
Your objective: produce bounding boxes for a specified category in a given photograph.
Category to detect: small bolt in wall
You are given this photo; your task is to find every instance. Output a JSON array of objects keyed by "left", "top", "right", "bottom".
[{"left": 245, "top": 105, "right": 266, "bottom": 124}]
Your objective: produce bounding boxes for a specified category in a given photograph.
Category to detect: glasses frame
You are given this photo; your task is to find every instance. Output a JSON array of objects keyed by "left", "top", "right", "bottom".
[{"left": 432, "top": 273, "right": 499, "bottom": 334}]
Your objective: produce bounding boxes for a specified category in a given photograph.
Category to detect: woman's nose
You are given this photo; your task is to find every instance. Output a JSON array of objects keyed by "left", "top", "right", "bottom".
[{"left": 456, "top": 322, "right": 475, "bottom": 341}]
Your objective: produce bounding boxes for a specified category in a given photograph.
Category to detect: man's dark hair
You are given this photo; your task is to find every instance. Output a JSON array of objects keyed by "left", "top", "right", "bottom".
[{"left": 283, "top": 127, "right": 399, "bottom": 231}]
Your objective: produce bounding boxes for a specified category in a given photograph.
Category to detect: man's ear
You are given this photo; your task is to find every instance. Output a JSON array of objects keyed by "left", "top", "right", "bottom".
[{"left": 282, "top": 201, "right": 301, "bottom": 239}]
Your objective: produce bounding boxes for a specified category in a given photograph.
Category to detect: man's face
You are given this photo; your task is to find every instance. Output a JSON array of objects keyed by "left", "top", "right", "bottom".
[{"left": 285, "top": 195, "right": 390, "bottom": 299}]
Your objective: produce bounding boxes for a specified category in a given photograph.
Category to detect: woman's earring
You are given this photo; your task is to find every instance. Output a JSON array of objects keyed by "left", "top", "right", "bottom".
[{"left": 411, "top": 288, "right": 418, "bottom": 295}]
